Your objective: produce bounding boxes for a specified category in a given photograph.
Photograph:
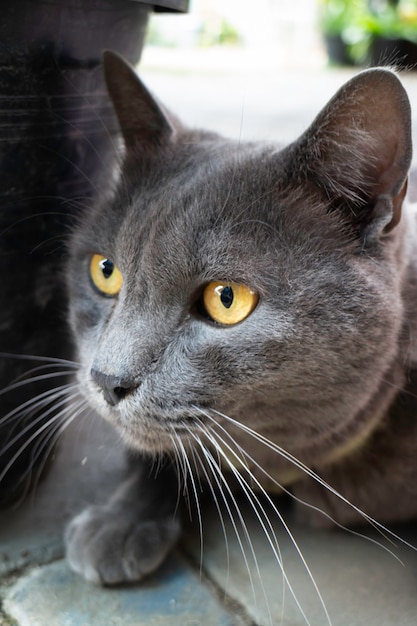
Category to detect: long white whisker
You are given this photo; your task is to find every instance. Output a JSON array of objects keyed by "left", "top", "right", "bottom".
[
  {"left": 203, "top": 409, "right": 405, "bottom": 566},
  {"left": 210, "top": 407, "right": 417, "bottom": 553},
  {"left": 0, "top": 352, "right": 79, "bottom": 368},
  {"left": 50, "top": 109, "right": 108, "bottom": 169},
  {"left": 187, "top": 440, "right": 207, "bottom": 577},
  {"left": 204, "top": 419, "right": 335, "bottom": 626},
  {"left": 4, "top": 363, "right": 77, "bottom": 386},
  {"left": 29, "top": 394, "right": 86, "bottom": 471},
  {"left": 0, "top": 383, "right": 74, "bottom": 431},
  {"left": 188, "top": 429, "right": 267, "bottom": 623},
  {"left": 28, "top": 398, "right": 88, "bottom": 501},
  {"left": 0, "top": 371, "right": 76, "bottom": 398},
  {"left": 186, "top": 431, "right": 231, "bottom": 595},
  {"left": 167, "top": 433, "right": 187, "bottom": 518},
  {"left": 215, "top": 412, "right": 404, "bottom": 565},
  {"left": 198, "top": 422, "right": 324, "bottom": 626},
  {"left": 0, "top": 410, "right": 67, "bottom": 486},
  {"left": 176, "top": 435, "right": 205, "bottom": 572},
  {"left": 201, "top": 429, "right": 283, "bottom": 626},
  {"left": 13, "top": 397, "right": 87, "bottom": 505},
  {"left": 0, "top": 382, "right": 79, "bottom": 455}
]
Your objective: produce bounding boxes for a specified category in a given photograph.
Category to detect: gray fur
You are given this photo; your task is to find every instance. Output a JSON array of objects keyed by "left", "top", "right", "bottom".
[{"left": 65, "top": 52, "right": 417, "bottom": 584}]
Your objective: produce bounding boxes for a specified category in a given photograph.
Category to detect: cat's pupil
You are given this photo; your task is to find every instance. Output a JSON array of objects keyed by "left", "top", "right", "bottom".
[
  {"left": 220, "top": 286, "right": 234, "bottom": 309},
  {"left": 99, "top": 258, "right": 114, "bottom": 279}
]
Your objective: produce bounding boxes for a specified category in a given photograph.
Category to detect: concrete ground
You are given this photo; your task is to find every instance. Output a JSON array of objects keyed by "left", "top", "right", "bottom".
[{"left": 2, "top": 46, "right": 417, "bottom": 626}]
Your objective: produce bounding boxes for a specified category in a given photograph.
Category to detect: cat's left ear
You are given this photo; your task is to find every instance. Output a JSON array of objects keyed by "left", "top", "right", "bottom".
[
  {"left": 103, "top": 50, "right": 173, "bottom": 156},
  {"left": 292, "top": 68, "right": 412, "bottom": 238}
]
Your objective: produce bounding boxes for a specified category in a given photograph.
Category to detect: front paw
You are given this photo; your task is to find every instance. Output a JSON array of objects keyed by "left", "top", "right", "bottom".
[{"left": 65, "top": 505, "right": 181, "bottom": 585}]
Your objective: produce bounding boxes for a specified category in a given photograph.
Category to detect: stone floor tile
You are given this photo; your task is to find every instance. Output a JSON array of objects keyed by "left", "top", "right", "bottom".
[{"left": 3, "top": 554, "right": 243, "bottom": 626}]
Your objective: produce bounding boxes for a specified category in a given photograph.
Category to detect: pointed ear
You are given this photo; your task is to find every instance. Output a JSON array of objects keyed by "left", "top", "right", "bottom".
[
  {"left": 292, "top": 69, "right": 412, "bottom": 238},
  {"left": 103, "top": 50, "right": 173, "bottom": 156}
]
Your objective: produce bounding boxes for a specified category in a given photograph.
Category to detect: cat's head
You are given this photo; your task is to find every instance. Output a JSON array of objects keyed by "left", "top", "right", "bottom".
[{"left": 67, "top": 52, "right": 412, "bottom": 474}]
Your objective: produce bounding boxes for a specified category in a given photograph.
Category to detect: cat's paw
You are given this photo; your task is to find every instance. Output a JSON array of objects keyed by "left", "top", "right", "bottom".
[{"left": 65, "top": 505, "right": 181, "bottom": 585}]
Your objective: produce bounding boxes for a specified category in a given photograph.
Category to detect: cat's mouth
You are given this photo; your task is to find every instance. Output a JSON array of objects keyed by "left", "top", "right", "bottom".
[
  {"left": 117, "top": 415, "right": 202, "bottom": 454},
  {"left": 102, "top": 400, "right": 208, "bottom": 453}
]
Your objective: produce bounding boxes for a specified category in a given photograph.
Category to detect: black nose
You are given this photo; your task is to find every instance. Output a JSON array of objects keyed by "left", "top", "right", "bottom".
[{"left": 90, "top": 368, "right": 137, "bottom": 406}]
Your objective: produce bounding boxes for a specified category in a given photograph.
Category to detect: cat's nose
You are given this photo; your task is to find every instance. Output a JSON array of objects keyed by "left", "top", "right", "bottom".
[{"left": 90, "top": 368, "right": 137, "bottom": 406}]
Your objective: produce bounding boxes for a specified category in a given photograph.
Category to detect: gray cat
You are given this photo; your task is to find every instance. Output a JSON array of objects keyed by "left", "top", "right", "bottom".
[{"left": 65, "top": 51, "right": 417, "bottom": 587}]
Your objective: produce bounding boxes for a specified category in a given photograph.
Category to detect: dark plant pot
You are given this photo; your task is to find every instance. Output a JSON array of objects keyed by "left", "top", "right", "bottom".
[
  {"left": 0, "top": 0, "right": 187, "bottom": 505},
  {"left": 324, "top": 34, "right": 355, "bottom": 66},
  {"left": 368, "top": 36, "right": 417, "bottom": 69}
]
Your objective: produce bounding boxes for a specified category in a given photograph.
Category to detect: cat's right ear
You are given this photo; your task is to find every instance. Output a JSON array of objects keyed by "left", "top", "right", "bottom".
[
  {"left": 103, "top": 50, "right": 173, "bottom": 156},
  {"left": 288, "top": 68, "right": 412, "bottom": 240}
]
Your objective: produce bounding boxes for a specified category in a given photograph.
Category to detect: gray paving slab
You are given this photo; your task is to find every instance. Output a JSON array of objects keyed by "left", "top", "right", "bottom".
[{"left": 3, "top": 554, "right": 243, "bottom": 626}]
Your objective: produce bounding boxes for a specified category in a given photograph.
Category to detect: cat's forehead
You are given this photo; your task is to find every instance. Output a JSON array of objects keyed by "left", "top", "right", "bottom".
[
  {"left": 79, "top": 134, "right": 352, "bottom": 291},
  {"left": 121, "top": 141, "right": 284, "bottom": 238},
  {"left": 117, "top": 143, "right": 285, "bottom": 268}
]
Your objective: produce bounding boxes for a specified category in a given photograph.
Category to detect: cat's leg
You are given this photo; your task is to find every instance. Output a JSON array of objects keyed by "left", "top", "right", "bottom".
[{"left": 65, "top": 454, "right": 180, "bottom": 585}]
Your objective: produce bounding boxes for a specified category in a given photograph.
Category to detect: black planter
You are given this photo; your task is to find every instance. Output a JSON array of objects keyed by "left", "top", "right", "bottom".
[
  {"left": 0, "top": 0, "right": 187, "bottom": 505},
  {"left": 368, "top": 36, "right": 417, "bottom": 69},
  {"left": 324, "top": 34, "right": 355, "bottom": 66}
]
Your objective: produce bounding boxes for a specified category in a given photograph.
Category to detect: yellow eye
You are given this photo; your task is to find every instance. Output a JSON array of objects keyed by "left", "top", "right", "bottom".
[
  {"left": 90, "top": 254, "right": 123, "bottom": 296},
  {"left": 202, "top": 281, "right": 258, "bottom": 325}
]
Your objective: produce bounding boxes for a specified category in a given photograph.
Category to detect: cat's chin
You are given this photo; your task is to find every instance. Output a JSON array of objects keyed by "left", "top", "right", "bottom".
[
  {"left": 122, "top": 430, "right": 173, "bottom": 454},
  {"left": 106, "top": 411, "right": 199, "bottom": 455},
  {"left": 94, "top": 413, "right": 171, "bottom": 454}
]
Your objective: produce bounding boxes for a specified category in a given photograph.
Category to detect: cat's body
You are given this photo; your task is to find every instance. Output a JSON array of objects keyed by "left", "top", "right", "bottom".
[{"left": 62, "top": 53, "right": 417, "bottom": 587}]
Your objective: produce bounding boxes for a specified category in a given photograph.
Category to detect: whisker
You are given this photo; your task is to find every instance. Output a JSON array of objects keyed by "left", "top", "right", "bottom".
[
  {"left": 4, "top": 362, "right": 77, "bottom": 385},
  {"left": 186, "top": 432, "right": 232, "bottom": 595},
  {"left": 12, "top": 397, "right": 87, "bottom": 506},
  {"left": 168, "top": 433, "right": 188, "bottom": 519},
  {"left": 28, "top": 397, "right": 88, "bottom": 501},
  {"left": 176, "top": 435, "right": 205, "bottom": 571},
  {"left": 0, "top": 386, "right": 79, "bottom": 455},
  {"left": 0, "top": 383, "right": 76, "bottom": 427},
  {"left": 204, "top": 409, "right": 417, "bottom": 552},
  {"left": 188, "top": 429, "right": 268, "bottom": 624},
  {"left": 0, "top": 411, "right": 67, "bottom": 486},
  {"left": 209, "top": 407, "right": 417, "bottom": 553},
  {"left": 207, "top": 411, "right": 405, "bottom": 566},
  {"left": 187, "top": 440, "right": 207, "bottom": 577},
  {"left": 0, "top": 352, "right": 79, "bottom": 368},
  {"left": 0, "top": 371, "right": 76, "bottom": 398},
  {"left": 199, "top": 419, "right": 330, "bottom": 626}
]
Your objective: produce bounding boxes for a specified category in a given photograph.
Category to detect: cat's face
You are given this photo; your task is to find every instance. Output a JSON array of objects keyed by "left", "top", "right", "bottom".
[{"left": 67, "top": 53, "right": 411, "bottom": 478}]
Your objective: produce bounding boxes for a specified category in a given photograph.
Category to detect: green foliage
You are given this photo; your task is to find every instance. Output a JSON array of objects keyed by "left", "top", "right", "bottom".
[
  {"left": 320, "top": 0, "right": 367, "bottom": 37},
  {"left": 320, "top": 0, "right": 417, "bottom": 64},
  {"left": 320, "top": 0, "right": 370, "bottom": 63},
  {"left": 363, "top": 1, "right": 417, "bottom": 41}
]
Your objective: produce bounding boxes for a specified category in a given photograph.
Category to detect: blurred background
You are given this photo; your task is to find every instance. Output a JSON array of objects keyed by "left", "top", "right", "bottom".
[
  {"left": 143, "top": 0, "right": 417, "bottom": 71},
  {"left": 137, "top": 0, "right": 417, "bottom": 152}
]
